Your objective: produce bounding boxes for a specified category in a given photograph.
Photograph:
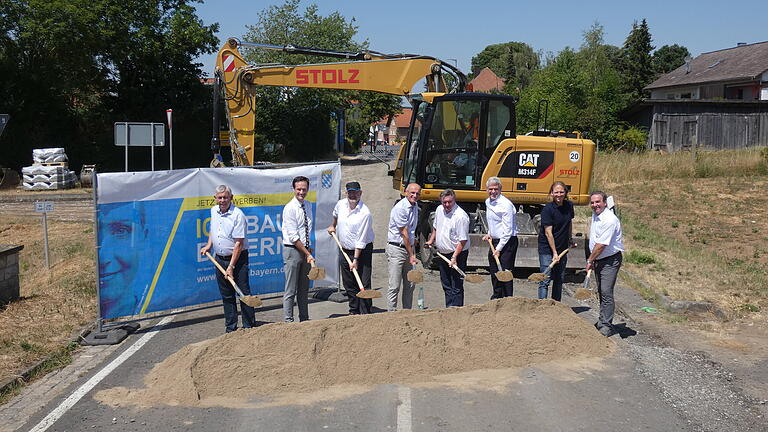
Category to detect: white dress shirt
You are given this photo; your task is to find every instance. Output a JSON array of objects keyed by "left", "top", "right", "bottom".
[
  {"left": 485, "top": 195, "right": 517, "bottom": 251},
  {"left": 282, "top": 196, "right": 313, "bottom": 247},
  {"left": 210, "top": 205, "right": 248, "bottom": 256},
  {"left": 589, "top": 208, "right": 624, "bottom": 259},
  {"left": 387, "top": 197, "right": 418, "bottom": 245},
  {"left": 333, "top": 199, "right": 375, "bottom": 250},
  {"left": 433, "top": 204, "right": 470, "bottom": 254}
]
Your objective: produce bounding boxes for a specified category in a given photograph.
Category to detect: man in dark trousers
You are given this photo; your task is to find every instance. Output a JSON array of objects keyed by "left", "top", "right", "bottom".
[
  {"left": 200, "top": 185, "right": 256, "bottom": 333},
  {"left": 482, "top": 176, "right": 518, "bottom": 299},
  {"left": 327, "top": 181, "right": 375, "bottom": 314},
  {"left": 424, "top": 189, "right": 470, "bottom": 307}
]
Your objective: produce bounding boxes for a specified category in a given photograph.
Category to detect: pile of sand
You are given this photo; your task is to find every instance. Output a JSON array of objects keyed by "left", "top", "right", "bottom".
[{"left": 98, "top": 298, "right": 613, "bottom": 407}]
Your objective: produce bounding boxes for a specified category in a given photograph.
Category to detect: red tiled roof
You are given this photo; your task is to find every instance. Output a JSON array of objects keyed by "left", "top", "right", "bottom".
[
  {"left": 468, "top": 67, "right": 506, "bottom": 92},
  {"left": 393, "top": 107, "right": 412, "bottom": 128}
]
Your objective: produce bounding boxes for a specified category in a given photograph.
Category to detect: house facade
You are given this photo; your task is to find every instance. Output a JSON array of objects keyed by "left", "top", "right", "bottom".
[{"left": 643, "top": 41, "right": 768, "bottom": 151}]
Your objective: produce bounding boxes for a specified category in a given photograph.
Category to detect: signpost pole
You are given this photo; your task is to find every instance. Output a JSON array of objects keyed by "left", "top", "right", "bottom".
[
  {"left": 166, "top": 109, "right": 173, "bottom": 170},
  {"left": 150, "top": 123, "right": 155, "bottom": 171},
  {"left": 124, "top": 123, "right": 129, "bottom": 172},
  {"left": 42, "top": 210, "right": 49, "bottom": 269}
]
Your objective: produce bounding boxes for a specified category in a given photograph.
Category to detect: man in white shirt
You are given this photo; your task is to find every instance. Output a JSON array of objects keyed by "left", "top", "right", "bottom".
[
  {"left": 424, "top": 189, "right": 470, "bottom": 307},
  {"left": 586, "top": 191, "right": 625, "bottom": 337},
  {"left": 199, "top": 185, "right": 256, "bottom": 333},
  {"left": 482, "top": 176, "right": 518, "bottom": 299},
  {"left": 282, "top": 176, "right": 315, "bottom": 322},
  {"left": 327, "top": 181, "right": 375, "bottom": 315},
  {"left": 386, "top": 183, "right": 421, "bottom": 311}
]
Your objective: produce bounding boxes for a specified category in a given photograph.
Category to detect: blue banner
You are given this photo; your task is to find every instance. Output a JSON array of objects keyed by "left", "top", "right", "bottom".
[{"left": 96, "top": 165, "right": 340, "bottom": 320}]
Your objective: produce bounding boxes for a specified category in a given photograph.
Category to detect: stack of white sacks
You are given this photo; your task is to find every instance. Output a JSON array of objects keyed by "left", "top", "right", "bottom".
[{"left": 22, "top": 148, "right": 77, "bottom": 190}]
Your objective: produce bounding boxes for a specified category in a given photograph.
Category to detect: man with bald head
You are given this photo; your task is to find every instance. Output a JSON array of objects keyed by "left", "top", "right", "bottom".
[{"left": 386, "top": 183, "right": 421, "bottom": 311}]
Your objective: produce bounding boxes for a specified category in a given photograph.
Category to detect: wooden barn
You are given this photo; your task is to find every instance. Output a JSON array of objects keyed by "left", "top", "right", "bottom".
[{"left": 643, "top": 41, "right": 768, "bottom": 152}]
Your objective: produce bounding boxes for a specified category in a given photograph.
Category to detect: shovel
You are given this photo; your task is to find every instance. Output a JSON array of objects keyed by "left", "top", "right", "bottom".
[
  {"left": 528, "top": 248, "right": 571, "bottom": 282},
  {"left": 574, "top": 269, "right": 594, "bottom": 300},
  {"left": 330, "top": 232, "right": 381, "bottom": 299},
  {"left": 485, "top": 238, "right": 513, "bottom": 282},
  {"left": 434, "top": 251, "right": 485, "bottom": 284},
  {"left": 205, "top": 252, "right": 263, "bottom": 308},
  {"left": 308, "top": 260, "right": 326, "bottom": 280}
]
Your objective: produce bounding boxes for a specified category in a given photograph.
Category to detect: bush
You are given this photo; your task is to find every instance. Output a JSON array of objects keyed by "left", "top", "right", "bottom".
[
  {"left": 614, "top": 126, "right": 648, "bottom": 152},
  {"left": 625, "top": 249, "right": 657, "bottom": 264}
]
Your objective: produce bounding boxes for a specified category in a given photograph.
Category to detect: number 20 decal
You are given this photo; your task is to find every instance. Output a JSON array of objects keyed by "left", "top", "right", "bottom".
[{"left": 569, "top": 151, "right": 580, "bottom": 162}]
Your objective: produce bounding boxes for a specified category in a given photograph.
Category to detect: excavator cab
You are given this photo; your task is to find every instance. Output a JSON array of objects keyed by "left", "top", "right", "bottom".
[{"left": 399, "top": 93, "right": 516, "bottom": 193}]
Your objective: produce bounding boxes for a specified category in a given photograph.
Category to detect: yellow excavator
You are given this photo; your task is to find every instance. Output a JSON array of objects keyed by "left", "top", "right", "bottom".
[{"left": 211, "top": 38, "right": 595, "bottom": 268}]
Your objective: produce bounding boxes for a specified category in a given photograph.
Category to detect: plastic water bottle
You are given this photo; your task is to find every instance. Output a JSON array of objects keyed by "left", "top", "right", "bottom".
[{"left": 417, "top": 286, "right": 425, "bottom": 310}]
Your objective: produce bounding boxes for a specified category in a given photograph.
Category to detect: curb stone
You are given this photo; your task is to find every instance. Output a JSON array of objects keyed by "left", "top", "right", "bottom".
[
  {"left": 620, "top": 268, "right": 728, "bottom": 320},
  {"left": 0, "top": 321, "right": 95, "bottom": 397}
]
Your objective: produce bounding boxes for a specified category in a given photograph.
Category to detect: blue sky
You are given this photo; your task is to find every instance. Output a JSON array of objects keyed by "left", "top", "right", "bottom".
[{"left": 194, "top": 0, "right": 767, "bottom": 76}]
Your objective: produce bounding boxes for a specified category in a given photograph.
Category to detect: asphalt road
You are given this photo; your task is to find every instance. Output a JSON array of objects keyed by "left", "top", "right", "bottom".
[{"left": 5, "top": 156, "right": 765, "bottom": 432}]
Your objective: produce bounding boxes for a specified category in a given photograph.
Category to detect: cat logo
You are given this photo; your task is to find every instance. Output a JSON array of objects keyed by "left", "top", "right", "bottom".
[{"left": 518, "top": 153, "right": 539, "bottom": 167}]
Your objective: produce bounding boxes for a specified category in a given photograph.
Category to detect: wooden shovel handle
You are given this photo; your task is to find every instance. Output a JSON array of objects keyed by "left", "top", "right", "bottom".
[
  {"left": 435, "top": 251, "right": 467, "bottom": 278},
  {"left": 486, "top": 237, "right": 503, "bottom": 267},
  {"left": 547, "top": 248, "right": 571, "bottom": 269},
  {"left": 205, "top": 252, "right": 246, "bottom": 298},
  {"left": 330, "top": 232, "right": 366, "bottom": 292}
]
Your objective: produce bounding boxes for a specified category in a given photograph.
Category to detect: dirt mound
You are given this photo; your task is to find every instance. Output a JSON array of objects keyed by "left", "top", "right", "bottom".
[{"left": 98, "top": 298, "right": 613, "bottom": 407}]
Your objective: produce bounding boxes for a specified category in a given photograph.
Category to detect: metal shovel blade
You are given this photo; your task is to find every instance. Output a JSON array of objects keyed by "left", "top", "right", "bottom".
[
  {"left": 308, "top": 264, "right": 326, "bottom": 280},
  {"left": 495, "top": 270, "right": 513, "bottom": 282},
  {"left": 527, "top": 272, "right": 548, "bottom": 282},
  {"left": 356, "top": 289, "right": 382, "bottom": 299},
  {"left": 407, "top": 269, "right": 423, "bottom": 283},
  {"left": 239, "top": 295, "right": 263, "bottom": 308},
  {"left": 574, "top": 269, "right": 593, "bottom": 300},
  {"left": 465, "top": 274, "right": 485, "bottom": 284}
]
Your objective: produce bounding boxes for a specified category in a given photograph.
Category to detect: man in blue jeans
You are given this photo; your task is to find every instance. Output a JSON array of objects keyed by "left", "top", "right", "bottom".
[
  {"left": 200, "top": 185, "right": 256, "bottom": 332},
  {"left": 586, "top": 191, "right": 624, "bottom": 337},
  {"left": 537, "top": 181, "right": 574, "bottom": 301}
]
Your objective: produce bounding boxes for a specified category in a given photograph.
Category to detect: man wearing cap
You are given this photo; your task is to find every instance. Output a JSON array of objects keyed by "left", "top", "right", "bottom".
[
  {"left": 199, "top": 185, "right": 256, "bottom": 332},
  {"left": 386, "top": 183, "right": 421, "bottom": 311},
  {"left": 424, "top": 189, "right": 470, "bottom": 307},
  {"left": 282, "top": 175, "right": 314, "bottom": 322},
  {"left": 482, "top": 176, "right": 518, "bottom": 299},
  {"left": 327, "top": 181, "right": 375, "bottom": 315}
]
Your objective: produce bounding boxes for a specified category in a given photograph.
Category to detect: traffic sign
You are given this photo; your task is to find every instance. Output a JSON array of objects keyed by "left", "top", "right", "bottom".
[{"left": 34, "top": 201, "right": 54, "bottom": 213}]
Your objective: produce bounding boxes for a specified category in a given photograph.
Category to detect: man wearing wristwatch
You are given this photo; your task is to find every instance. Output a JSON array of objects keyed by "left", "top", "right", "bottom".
[
  {"left": 327, "top": 181, "right": 375, "bottom": 315},
  {"left": 386, "top": 183, "right": 421, "bottom": 311},
  {"left": 586, "top": 191, "right": 624, "bottom": 337},
  {"left": 200, "top": 185, "right": 256, "bottom": 333}
]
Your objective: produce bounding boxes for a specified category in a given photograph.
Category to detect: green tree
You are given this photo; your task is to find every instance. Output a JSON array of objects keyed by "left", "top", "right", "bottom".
[
  {"left": 242, "top": 0, "right": 400, "bottom": 160},
  {"left": 0, "top": 0, "right": 218, "bottom": 172},
  {"left": 653, "top": 44, "right": 690, "bottom": 74},
  {"left": 471, "top": 42, "right": 539, "bottom": 91},
  {"left": 517, "top": 22, "right": 624, "bottom": 147},
  {"left": 619, "top": 18, "right": 655, "bottom": 100}
]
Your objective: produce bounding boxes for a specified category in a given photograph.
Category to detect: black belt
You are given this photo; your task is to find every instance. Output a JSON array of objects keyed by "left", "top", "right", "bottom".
[
  {"left": 283, "top": 244, "right": 297, "bottom": 249},
  {"left": 388, "top": 242, "right": 407, "bottom": 248},
  {"left": 596, "top": 252, "right": 622, "bottom": 262},
  {"left": 216, "top": 254, "right": 232, "bottom": 260}
]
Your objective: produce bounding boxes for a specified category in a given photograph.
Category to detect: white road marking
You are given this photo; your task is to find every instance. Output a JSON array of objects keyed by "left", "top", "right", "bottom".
[
  {"left": 397, "top": 386, "right": 412, "bottom": 432},
  {"left": 28, "top": 316, "right": 175, "bottom": 432}
]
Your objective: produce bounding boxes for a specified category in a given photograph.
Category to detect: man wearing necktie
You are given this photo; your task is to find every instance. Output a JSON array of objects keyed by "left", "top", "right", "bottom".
[{"left": 281, "top": 176, "right": 314, "bottom": 322}]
